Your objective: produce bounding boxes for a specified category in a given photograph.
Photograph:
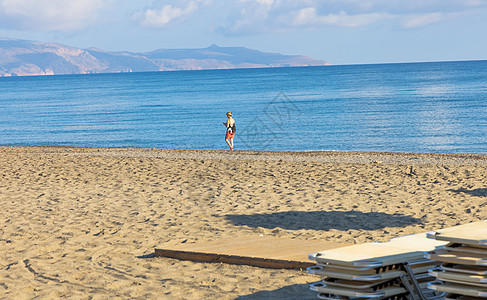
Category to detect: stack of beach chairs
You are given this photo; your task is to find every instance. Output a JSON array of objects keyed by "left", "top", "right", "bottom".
[
  {"left": 308, "top": 233, "right": 447, "bottom": 300},
  {"left": 425, "top": 220, "right": 487, "bottom": 299}
]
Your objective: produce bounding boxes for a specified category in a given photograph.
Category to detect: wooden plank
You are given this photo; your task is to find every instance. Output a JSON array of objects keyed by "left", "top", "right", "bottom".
[
  {"left": 154, "top": 236, "right": 347, "bottom": 269},
  {"left": 427, "top": 221, "right": 487, "bottom": 246},
  {"left": 154, "top": 248, "right": 312, "bottom": 269}
]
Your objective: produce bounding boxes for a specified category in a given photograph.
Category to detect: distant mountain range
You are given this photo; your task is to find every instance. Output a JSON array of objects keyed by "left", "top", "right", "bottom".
[{"left": 0, "top": 38, "right": 330, "bottom": 77}]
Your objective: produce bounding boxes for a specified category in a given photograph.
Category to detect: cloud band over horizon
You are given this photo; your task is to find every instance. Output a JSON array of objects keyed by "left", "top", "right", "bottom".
[{"left": 0, "top": 0, "right": 485, "bottom": 33}]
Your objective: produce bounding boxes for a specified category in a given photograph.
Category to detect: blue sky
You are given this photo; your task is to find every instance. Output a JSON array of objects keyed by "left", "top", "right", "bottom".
[{"left": 0, "top": 0, "right": 486, "bottom": 65}]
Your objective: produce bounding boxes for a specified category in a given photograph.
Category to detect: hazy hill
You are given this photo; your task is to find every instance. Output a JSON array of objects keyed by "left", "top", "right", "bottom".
[{"left": 0, "top": 38, "right": 329, "bottom": 77}]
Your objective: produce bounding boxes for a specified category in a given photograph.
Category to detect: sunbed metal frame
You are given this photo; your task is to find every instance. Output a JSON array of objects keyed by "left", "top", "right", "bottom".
[{"left": 399, "top": 262, "right": 445, "bottom": 300}]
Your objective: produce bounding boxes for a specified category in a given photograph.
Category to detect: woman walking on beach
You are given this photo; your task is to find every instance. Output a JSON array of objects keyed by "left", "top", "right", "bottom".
[{"left": 223, "top": 112, "right": 236, "bottom": 150}]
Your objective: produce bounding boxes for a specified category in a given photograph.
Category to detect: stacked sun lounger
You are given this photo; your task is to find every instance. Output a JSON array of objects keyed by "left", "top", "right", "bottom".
[
  {"left": 425, "top": 220, "right": 487, "bottom": 299},
  {"left": 308, "top": 233, "right": 447, "bottom": 300}
]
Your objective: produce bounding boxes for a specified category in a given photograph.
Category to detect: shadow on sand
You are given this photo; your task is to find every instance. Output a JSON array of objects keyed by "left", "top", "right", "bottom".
[
  {"left": 236, "top": 283, "right": 316, "bottom": 300},
  {"left": 225, "top": 210, "right": 420, "bottom": 231},
  {"left": 448, "top": 188, "right": 487, "bottom": 197}
]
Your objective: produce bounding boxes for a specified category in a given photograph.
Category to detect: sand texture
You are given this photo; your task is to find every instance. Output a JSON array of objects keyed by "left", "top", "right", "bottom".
[{"left": 0, "top": 147, "right": 486, "bottom": 299}]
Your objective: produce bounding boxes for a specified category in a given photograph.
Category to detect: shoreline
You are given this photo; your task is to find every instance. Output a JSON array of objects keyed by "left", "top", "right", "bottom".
[
  {"left": 1, "top": 146, "right": 485, "bottom": 298},
  {"left": 3, "top": 145, "right": 487, "bottom": 165}
]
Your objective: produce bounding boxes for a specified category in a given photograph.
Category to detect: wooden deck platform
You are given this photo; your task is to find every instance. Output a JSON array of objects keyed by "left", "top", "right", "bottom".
[{"left": 154, "top": 236, "right": 347, "bottom": 269}]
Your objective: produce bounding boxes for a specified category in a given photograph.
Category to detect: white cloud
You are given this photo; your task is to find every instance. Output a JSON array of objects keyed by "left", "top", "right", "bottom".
[
  {"left": 0, "top": 0, "right": 108, "bottom": 31},
  {"left": 401, "top": 12, "right": 444, "bottom": 29},
  {"left": 293, "top": 7, "right": 392, "bottom": 27},
  {"left": 221, "top": 0, "right": 487, "bottom": 35},
  {"left": 222, "top": 0, "right": 274, "bottom": 34},
  {"left": 132, "top": 0, "right": 210, "bottom": 28}
]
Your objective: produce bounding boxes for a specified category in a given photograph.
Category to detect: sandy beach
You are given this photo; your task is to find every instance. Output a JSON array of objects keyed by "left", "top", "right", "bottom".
[{"left": 0, "top": 147, "right": 486, "bottom": 299}]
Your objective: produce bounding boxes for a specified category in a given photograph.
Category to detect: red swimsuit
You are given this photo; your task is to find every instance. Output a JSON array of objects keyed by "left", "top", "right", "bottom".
[{"left": 225, "top": 127, "right": 235, "bottom": 139}]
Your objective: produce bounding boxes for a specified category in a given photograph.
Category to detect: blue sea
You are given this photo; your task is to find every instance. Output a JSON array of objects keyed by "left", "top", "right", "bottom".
[{"left": 0, "top": 60, "right": 486, "bottom": 154}]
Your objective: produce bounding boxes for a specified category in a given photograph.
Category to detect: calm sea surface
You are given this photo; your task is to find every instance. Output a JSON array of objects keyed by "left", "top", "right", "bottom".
[{"left": 0, "top": 61, "right": 486, "bottom": 153}]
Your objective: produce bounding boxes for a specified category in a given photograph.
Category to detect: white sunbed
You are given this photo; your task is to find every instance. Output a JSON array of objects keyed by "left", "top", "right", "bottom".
[
  {"left": 425, "top": 220, "right": 487, "bottom": 299},
  {"left": 427, "top": 281, "right": 487, "bottom": 298},
  {"left": 308, "top": 233, "right": 447, "bottom": 300},
  {"left": 310, "top": 281, "right": 408, "bottom": 299},
  {"left": 309, "top": 233, "right": 447, "bottom": 267},
  {"left": 308, "top": 259, "right": 435, "bottom": 281},
  {"left": 426, "top": 220, "right": 487, "bottom": 246},
  {"left": 425, "top": 249, "right": 487, "bottom": 266},
  {"left": 429, "top": 266, "right": 487, "bottom": 286},
  {"left": 440, "top": 263, "right": 487, "bottom": 276}
]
